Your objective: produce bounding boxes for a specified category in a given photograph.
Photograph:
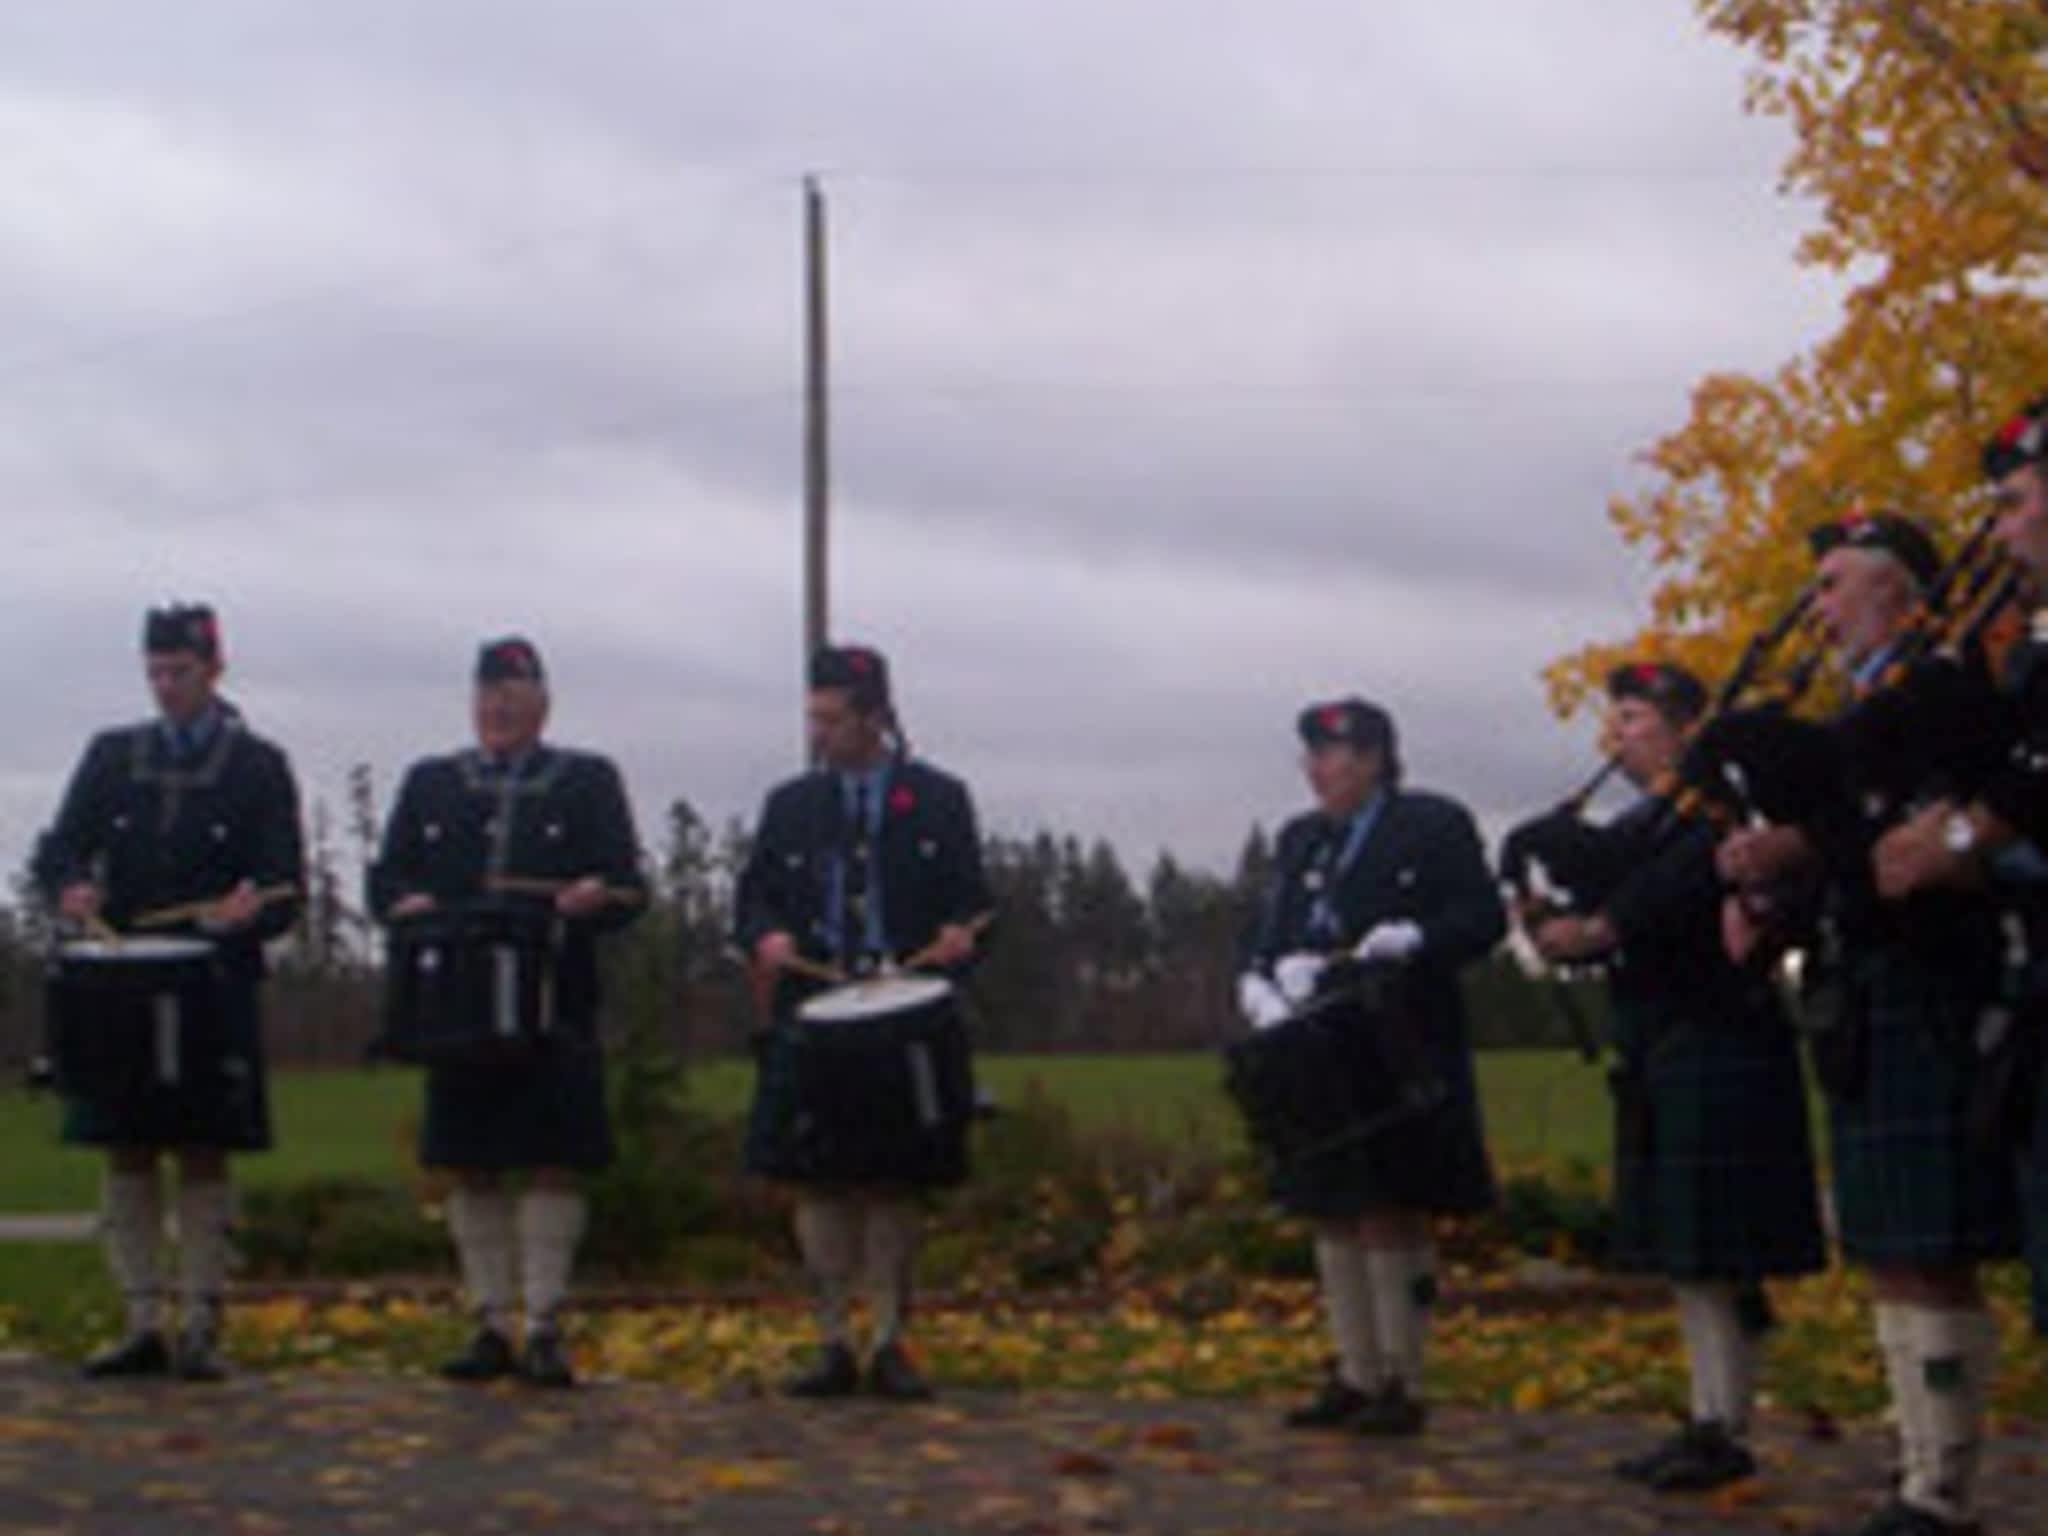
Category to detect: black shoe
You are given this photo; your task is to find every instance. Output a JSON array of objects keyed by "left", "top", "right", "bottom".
[
  {"left": 863, "top": 1340, "right": 934, "bottom": 1403},
  {"left": 440, "top": 1326, "right": 517, "bottom": 1383},
  {"left": 1818, "top": 1500, "right": 1981, "bottom": 1536},
  {"left": 81, "top": 1330, "right": 171, "bottom": 1380},
  {"left": 520, "top": 1329, "right": 576, "bottom": 1389},
  {"left": 174, "top": 1326, "right": 228, "bottom": 1383},
  {"left": 1644, "top": 1420, "right": 1755, "bottom": 1493},
  {"left": 783, "top": 1342, "right": 860, "bottom": 1399},
  {"left": 1614, "top": 1421, "right": 1691, "bottom": 1483},
  {"left": 1353, "top": 1380, "right": 1428, "bottom": 1438},
  {"left": 1284, "top": 1375, "right": 1372, "bottom": 1430}
]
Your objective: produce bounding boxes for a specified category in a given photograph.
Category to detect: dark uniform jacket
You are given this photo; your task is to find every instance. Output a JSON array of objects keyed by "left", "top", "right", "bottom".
[
  {"left": 1599, "top": 803, "right": 1824, "bottom": 1280},
  {"left": 33, "top": 711, "right": 304, "bottom": 1148},
  {"left": 733, "top": 756, "right": 990, "bottom": 1185},
  {"left": 368, "top": 744, "right": 645, "bottom": 1171},
  {"left": 1982, "top": 619, "right": 2048, "bottom": 1330},
  {"left": 1242, "top": 786, "right": 1504, "bottom": 1219},
  {"left": 734, "top": 757, "right": 991, "bottom": 1007}
]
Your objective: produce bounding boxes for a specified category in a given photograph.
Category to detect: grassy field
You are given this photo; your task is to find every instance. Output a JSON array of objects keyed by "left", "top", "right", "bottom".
[{"left": 0, "top": 1048, "right": 1613, "bottom": 1214}]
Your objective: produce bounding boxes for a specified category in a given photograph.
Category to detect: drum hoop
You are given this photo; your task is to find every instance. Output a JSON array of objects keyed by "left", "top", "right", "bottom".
[
  {"left": 58, "top": 937, "right": 217, "bottom": 963},
  {"left": 798, "top": 974, "right": 955, "bottom": 1023}
]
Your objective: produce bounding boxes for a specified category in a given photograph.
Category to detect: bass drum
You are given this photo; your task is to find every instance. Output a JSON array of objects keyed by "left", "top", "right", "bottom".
[{"left": 1224, "top": 964, "right": 1450, "bottom": 1207}]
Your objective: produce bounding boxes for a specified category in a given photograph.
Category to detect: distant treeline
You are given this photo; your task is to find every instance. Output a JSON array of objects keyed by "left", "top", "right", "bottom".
[{"left": 0, "top": 789, "right": 1599, "bottom": 1074}]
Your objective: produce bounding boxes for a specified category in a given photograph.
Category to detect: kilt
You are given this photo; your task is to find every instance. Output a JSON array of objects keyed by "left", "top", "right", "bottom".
[
  {"left": 1606, "top": 995, "right": 1824, "bottom": 1281},
  {"left": 1827, "top": 948, "right": 2021, "bottom": 1268},
  {"left": 420, "top": 1039, "right": 613, "bottom": 1172},
  {"left": 59, "top": 977, "right": 272, "bottom": 1152}
]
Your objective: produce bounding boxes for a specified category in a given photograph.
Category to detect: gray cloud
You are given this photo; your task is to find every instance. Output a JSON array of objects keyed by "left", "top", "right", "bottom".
[{"left": 0, "top": 0, "right": 1841, "bottom": 884}]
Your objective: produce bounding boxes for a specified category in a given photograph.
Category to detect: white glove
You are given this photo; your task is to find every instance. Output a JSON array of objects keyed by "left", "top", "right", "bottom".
[
  {"left": 1236, "top": 972, "right": 1292, "bottom": 1031},
  {"left": 1273, "top": 951, "right": 1328, "bottom": 1005},
  {"left": 1353, "top": 919, "right": 1424, "bottom": 964}
]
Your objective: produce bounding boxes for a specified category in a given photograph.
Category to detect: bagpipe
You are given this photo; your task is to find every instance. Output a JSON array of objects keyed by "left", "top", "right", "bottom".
[
  {"left": 1692, "top": 511, "right": 2028, "bottom": 838},
  {"left": 1630, "top": 511, "right": 2024, "bottom": 844},
  {"left": 1830, "top": 536, "right": 2028, "bottom": 829},
  {"left": 1500, "top": 572, "right": 1826, "bottom": 919},
  {"left": 1497, "top": 578, "right": 1831, "bottom": 1047}
]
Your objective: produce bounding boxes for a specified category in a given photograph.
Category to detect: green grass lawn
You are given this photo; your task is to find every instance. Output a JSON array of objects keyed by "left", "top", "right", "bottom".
[{"left": 0, "top": 1048, "right": 1613, "bottom": 1213}]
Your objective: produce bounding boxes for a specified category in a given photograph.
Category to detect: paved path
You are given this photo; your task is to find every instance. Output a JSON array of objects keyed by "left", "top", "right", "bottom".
[
  {"left": 0, "top": 1213, "right": 95, "bottom": 1242},
  {"left": 1, "top": 1357, "right": 2043, "bottom": 1533}
]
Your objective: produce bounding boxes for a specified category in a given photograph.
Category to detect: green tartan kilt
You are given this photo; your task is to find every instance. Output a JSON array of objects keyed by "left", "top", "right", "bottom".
[
  {"left": 58, "top": 978, "right": 271, "bottom": 1152},
  {"left": 1607, "top": 1001, "right": 1825, "bottom": 1281},
  {"left": 2028, "top": 1034, "right": 2048, "bottom": 1334},
  {"left": 1828, "top": 951, "right": 2021, "bottom": 1269}
]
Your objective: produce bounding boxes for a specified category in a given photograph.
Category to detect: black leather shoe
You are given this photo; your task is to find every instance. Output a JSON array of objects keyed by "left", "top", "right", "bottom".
[
  {"left": 174, "top": 1326, "right": 228, "bottom": 1383},
  {"left": 520, "top": 1329, "right": 576, "bottom": 1389},
  {"left": 864, "top": 1341, "right": 935, "bottom": 1403},
  {"left": 440, "top": 1326, "right": 517, "bottom": 1383},
  {"left": 1614, "top": 1422, "right": 1690, "bottom": 1483},
  {"left": 1283, "top": 1375, "right": 1372, "bottom": 1430},
  {"left": 81, "top": 1331, "right": 171, "bottom": 1380},
  {"left": 1818, "top": 1499, "right": 1981, "bottom": 1536},
  {"left": 1644, "top": 1420, "right": 1755, "bottom": 1493},
  {"left": 783, "top": 1342, "right": 861, "bottom": 1399},
  {"left": 1353, "top": 1380, "right": 1428, "bottom": 1437}
]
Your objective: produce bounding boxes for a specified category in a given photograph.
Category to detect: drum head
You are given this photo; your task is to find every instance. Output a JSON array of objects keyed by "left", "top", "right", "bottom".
[
  {"left": 59, "top": 937, "right": 215, "bottom": 963},
  {"left": 799, "top": 973, "right": 954, "bottom": 1024}
]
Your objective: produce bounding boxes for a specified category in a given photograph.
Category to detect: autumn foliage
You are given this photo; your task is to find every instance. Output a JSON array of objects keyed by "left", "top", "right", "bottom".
[{"left": 1548, "top": 0, "right": 2048, "bottom": 714}]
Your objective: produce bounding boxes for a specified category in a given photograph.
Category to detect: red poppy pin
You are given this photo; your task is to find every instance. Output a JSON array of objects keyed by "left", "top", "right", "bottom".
[
  {"left": 849, "top": 651, "right": 874, "bottom": 675},
  {"left": 1998, "top": 414, "right": 2030, "bottom": 447},
  {"left": 887, "top": 784, "right": 916, "bottom": 816},
  {"left": 1319, "top": 705, "right": 1348, "bottom": 735},
  {"left": 1632, "top": 662, "right": 1660, "bottom": 685}
]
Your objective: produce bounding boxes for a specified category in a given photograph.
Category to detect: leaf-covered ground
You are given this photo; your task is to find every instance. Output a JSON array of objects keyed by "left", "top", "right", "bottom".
[
  {"left": 2, "top": 1269, "right": 2046, "bottom": 1533},
  {"left": 1, "top": 1355, "right": 2044, "bottom": 1535},
  {"left": 8, "top": 1263, "right": 2045, "bottom": 1420}
]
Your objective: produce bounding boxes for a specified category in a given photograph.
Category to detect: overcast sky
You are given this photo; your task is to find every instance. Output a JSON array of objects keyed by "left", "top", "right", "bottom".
[{"left": 0, "top": 1, "right": 1842, "bottom": 883}]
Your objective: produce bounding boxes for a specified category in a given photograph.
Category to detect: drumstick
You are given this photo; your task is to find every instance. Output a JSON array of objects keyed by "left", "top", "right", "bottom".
[
  {"left": 721, "top": 943, "right": 848, "bottom": 989},
  {"left": 484, "top": 875, "right": 647, "bottom": 905},
  {"left": 132, "top": 882, "right": 300, "bottom": 931},
  {"left": 81, "top": 911, "right": 124, "bottom": 946},
  {"left": 781, "top": 953, "right": 849, "bottom": 986},
  {"left": 901, "top": 910, "right": 997, "bottom": 973}
]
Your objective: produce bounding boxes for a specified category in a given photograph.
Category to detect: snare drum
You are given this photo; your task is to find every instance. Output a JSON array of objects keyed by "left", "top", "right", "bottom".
[
  {"left": 780, "top": 974, "right": 975, "bottom": 1186},
  {"left": 380, "top": 904, "right": 560, "bottom": 1065},
  {"left": 1224, "top": 967, "right": 1449, "bottom": 1209},
  {"left": 45, "top": 936, "right": 231, "bottom": 1121}
]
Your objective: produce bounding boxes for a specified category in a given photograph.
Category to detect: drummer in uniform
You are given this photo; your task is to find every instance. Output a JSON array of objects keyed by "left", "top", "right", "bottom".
[
  {"left": 1530, "top": 662, "right": 1824, "bottom": 1492},
  {"left": 735, "top": 643, "right": 990, "bottom": 1402},
  {"left": 1720, "top": 514, "right": 2017, "bottom": 1536},
  {"left": 1237, "top": 697, "right": 1503, "bottom": 1435},
  {"left": 368, "top": 637, "right": 646, "bottom": 1388},
  {"left": 33, "top": 603, "right": 304, "bottom": 1380}
]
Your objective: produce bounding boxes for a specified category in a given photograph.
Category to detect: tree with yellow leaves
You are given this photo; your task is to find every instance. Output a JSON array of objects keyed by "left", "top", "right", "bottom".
[{"left": 1547, "top": 0, "right": 2048, "bottom": 716}]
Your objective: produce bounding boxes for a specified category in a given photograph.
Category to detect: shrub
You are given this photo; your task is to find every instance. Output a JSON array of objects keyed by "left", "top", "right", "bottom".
[{"left": 238, "top": 1178, "right": 443, "bottom": 1278}]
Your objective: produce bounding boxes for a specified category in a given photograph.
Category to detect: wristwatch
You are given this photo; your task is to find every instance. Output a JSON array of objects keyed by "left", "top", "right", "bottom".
[{"left": 1943, "top": 810, "right": 1979, "bottom": 856}]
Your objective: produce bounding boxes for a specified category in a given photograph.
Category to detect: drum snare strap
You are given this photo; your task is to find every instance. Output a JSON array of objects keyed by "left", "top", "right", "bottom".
[
  {"left": 492, "top": 945, "right": 520, "bottom": 1039},
  {"left": 907, "top": 1041, "right": 941, "bottom": 1128},
  {"left": 153, "top": 992, "right": 181, "bottom": 1085}
]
